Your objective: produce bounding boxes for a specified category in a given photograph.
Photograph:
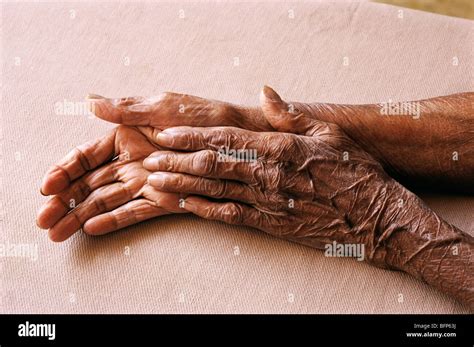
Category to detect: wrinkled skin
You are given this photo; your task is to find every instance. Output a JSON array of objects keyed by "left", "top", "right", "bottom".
[
  {"left": 89, "top": 89, "right": 474, "bottom": 191},
  {"left": 142, "top": 87, "right": 473, "bottom": 308},
  {"left": 87, "top": 92, "right": 271, "bottom": 132},
  {"left": 37, "top": 126, "right": 184, "bottom": 241},
  {"left": 138, "top": 88, "right": 418, "bottom": 260},
  {"left": 143, "top": 105, "right": 390, "bottom": 256},
  {"left": 37, "top": 87, "right": 473, "bottom": 308}
]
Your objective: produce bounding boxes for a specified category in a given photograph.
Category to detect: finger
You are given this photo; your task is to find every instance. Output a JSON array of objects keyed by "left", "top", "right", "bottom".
[
  {"left": 183, "top": 195, "right": 264, "bottom": 230},
  {"left": 87, "top": 94, "right": 152, "bottom": 126},
  {"left": 147, "top": 172, "right": 257, "bottom": 204},
  {"left": 37, "top": 163, "right": 119, "bottom": 229},
  {"left": 260, "top": 85, "right": 328, "bottom": 136},
  {"left": 41, "top": 128, "right": 116, "bottom": 195},
  {"left": 152, "top": 126, "right": 266, "bottom": 154},
  {"left": 136, "top": 126, "right": 162, "bottom": 148},
  {"left": 48, "top": 182, "right": 133, "bottom": 242},
  {"left": 149, "top": 124, "right": 306, "bottom": 165},
  {"left": 83, "top": 199, "right": 169, "bottom": 235},
  {"left": 88, "top": 93, "right": 236, "bottom": 129},
  {"left": 143, "top": 150, "right": 265, "bottom": 184}
]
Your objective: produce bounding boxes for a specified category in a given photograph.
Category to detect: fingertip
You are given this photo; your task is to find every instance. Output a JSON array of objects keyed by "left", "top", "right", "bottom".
[
  {"left": 87, "top": 95, "right": 149, "bottom": 125},
  {"left": 36, "top": 205, "right": 52, "bottom": 230},
  {"left": 36, "top": 214, "right": 48, "bottom": 230},
  {"left": 147, "top": 172, "right": 167, "bottom": 188},
  {"left": 84, "top": 215, "right": 117, "bottom": 236},
  {"left": 154, "top": 132, "right": 173, "bottom": 147},
  {"left": 261, "top": 85, "right": 282, "bottom": 103},
  {"left": 41, "top": 167, "right": 70, "bottom": 196},
  {"left": 86, "top": 93, "right": 106, "bottom": 100},
  {"left": 87, "top": 97, "right": 106, "bottom": 119},
  {"left": 48, "top": 228, "right": 67, "bottom": 242},
  {"left": 143, "top": 157, "right": 159, "bottom": 171},
  {"left": 260, "top": 85, "right": 286, "bottom": 116},
  {"left": 40, "top": 183, "right": 55, "bottom": 196},
  {"left": 87, "top": 97, "right": 120, "bottom": 124},
  {"left": 37, "top": 196, "right": 70, "bottom": 230},
  {"left": 47, "top": 215, "right": 79, "bottom": 242},
  {"left": 83, "top": 219, "right": 101, "bottom": 235}
]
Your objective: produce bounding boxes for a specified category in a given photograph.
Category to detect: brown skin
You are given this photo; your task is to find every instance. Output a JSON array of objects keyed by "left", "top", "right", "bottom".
[
  {"left": 140, "top": 87, "right": 473, "bottom": 308},
  {"left": 37, "top": 125, "right": 185, "bottom": 241},
  {"left": 37, "top": 87, "right": 473, "bottom": 307},
  {"left": 89, "top": 89, "right": 474, "bottom": 191},
  {"left": 290, "top": 93, "right": 474, "bottom": 191}
]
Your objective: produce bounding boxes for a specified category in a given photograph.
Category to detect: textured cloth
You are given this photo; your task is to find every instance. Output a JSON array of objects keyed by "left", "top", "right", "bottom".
[{"left": 1, "top": 1, "right": 473, "bottom": 313}]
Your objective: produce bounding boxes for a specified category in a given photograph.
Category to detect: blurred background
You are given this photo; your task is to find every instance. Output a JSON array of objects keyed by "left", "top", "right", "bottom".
[{"left": 374, "top": 0, "right": 474, "bottom": 19}]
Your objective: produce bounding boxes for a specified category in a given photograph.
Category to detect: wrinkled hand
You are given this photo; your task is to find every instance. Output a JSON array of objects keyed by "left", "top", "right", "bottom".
[
  {"left": 37, "top": 125, "right": 185, "bottom": 242},
  {"left": 87, "top": 91, "right": 271, "bottom": 132},
  {"left": 142, "top": 87, "right": 407, "bottom": 266}
]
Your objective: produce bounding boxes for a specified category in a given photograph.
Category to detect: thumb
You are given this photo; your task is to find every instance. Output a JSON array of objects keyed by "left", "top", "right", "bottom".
[
  {"left": 86, "top": 94, "right": 151, "bottom": 126},
  {"left": 259, "top": 86, "right": 326, "bottom": 136}
]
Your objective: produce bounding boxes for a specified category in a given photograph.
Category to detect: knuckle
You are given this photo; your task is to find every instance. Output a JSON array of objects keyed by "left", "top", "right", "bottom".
[
  {"left": 172, "top": 174, "right": 184, "bottom": 187},
  {"left": 91, "top": 195, "right": 108, "bottom": 214},
  {"left": 260, "top": 164, "right": 285, "bottom": 192},
  {"left": 75, "top": 146, "right": 94, "bottom": 170},
  {"left": 119, "top": 183, "right": 133, "bottom": 201},
  {"left": 193, "top": 151, "right": 216, "bottom": 176},
  {"left": 197, "top": 177, "right": 212, "bottom": 193},
  {"left": 163, "top": 130, "right": 191, "bottom": 150},
  {"left": 220, "top": 203, "right": 243, "bottom": 225},
  {"left": 259, "top": 132, "right": 295, "bottom": 157},
  {"left": 51, "top": 195, "right": 69, "bottom": 212},
  {"left": 68, "top": 209, "right": 88, "bottom": 233},
  {"left": 179, "top": 131, "right": 195, "bottom": 150},
  {"left": 75, "top": 180, "right": 92, "bottom": 201},
  {"left": 209, "top": 180, "right": 228, "bottom": 198},
  {"left": 117, "top": 96, "right": 138, "bottom": 107},
  {"left": 164, "top": 153, "right": 178, "bottom": 171},
  {"left": 217, "top": 128, "right": 237, "bottom": 146},
  {"left": 202, "top": 206, "right": 214, "bottom": 220},
  {"left": 108, "top": 162, "right": 119, "bottom": 181}
]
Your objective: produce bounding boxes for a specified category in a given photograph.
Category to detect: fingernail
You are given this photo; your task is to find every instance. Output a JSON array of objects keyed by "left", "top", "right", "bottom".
[
  {"left": 86, "top": 93, "right": 106, "bottom": 100},
  {"left": 155, "top": 132, "right": 173, "bottom": 146},
  {"left": 148, "top": 173, "right": 166, "bottom": 187}
]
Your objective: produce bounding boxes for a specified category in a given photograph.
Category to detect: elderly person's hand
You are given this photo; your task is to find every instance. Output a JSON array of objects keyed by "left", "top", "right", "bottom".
[
  {"left": 37, "top": 125, "right": 185, "bottom": 242},
  {"left": 89, "top": 88, "right": 474, "bottom": 191},
  {"left": 87, "top": 92, "right": 272, "bottom": 131},
  {"left": 37, "top": 87, "right": 473, "bottom": 306},
  {"left": 142, "top": 87, "right": 403, "bottom": 263},
  {"left": 142, "top": 87, "right": 474, "bottom": 307}
]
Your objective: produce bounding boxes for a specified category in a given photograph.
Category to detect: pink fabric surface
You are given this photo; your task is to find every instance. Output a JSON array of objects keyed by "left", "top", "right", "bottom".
[{"left": 1, "top": 1, "right": 473, "bottom": 313}]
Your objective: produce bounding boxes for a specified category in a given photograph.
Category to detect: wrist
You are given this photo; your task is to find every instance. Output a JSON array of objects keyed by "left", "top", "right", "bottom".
[{"left": 370, "top": 180, "right": 474, "bottom": 307}]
